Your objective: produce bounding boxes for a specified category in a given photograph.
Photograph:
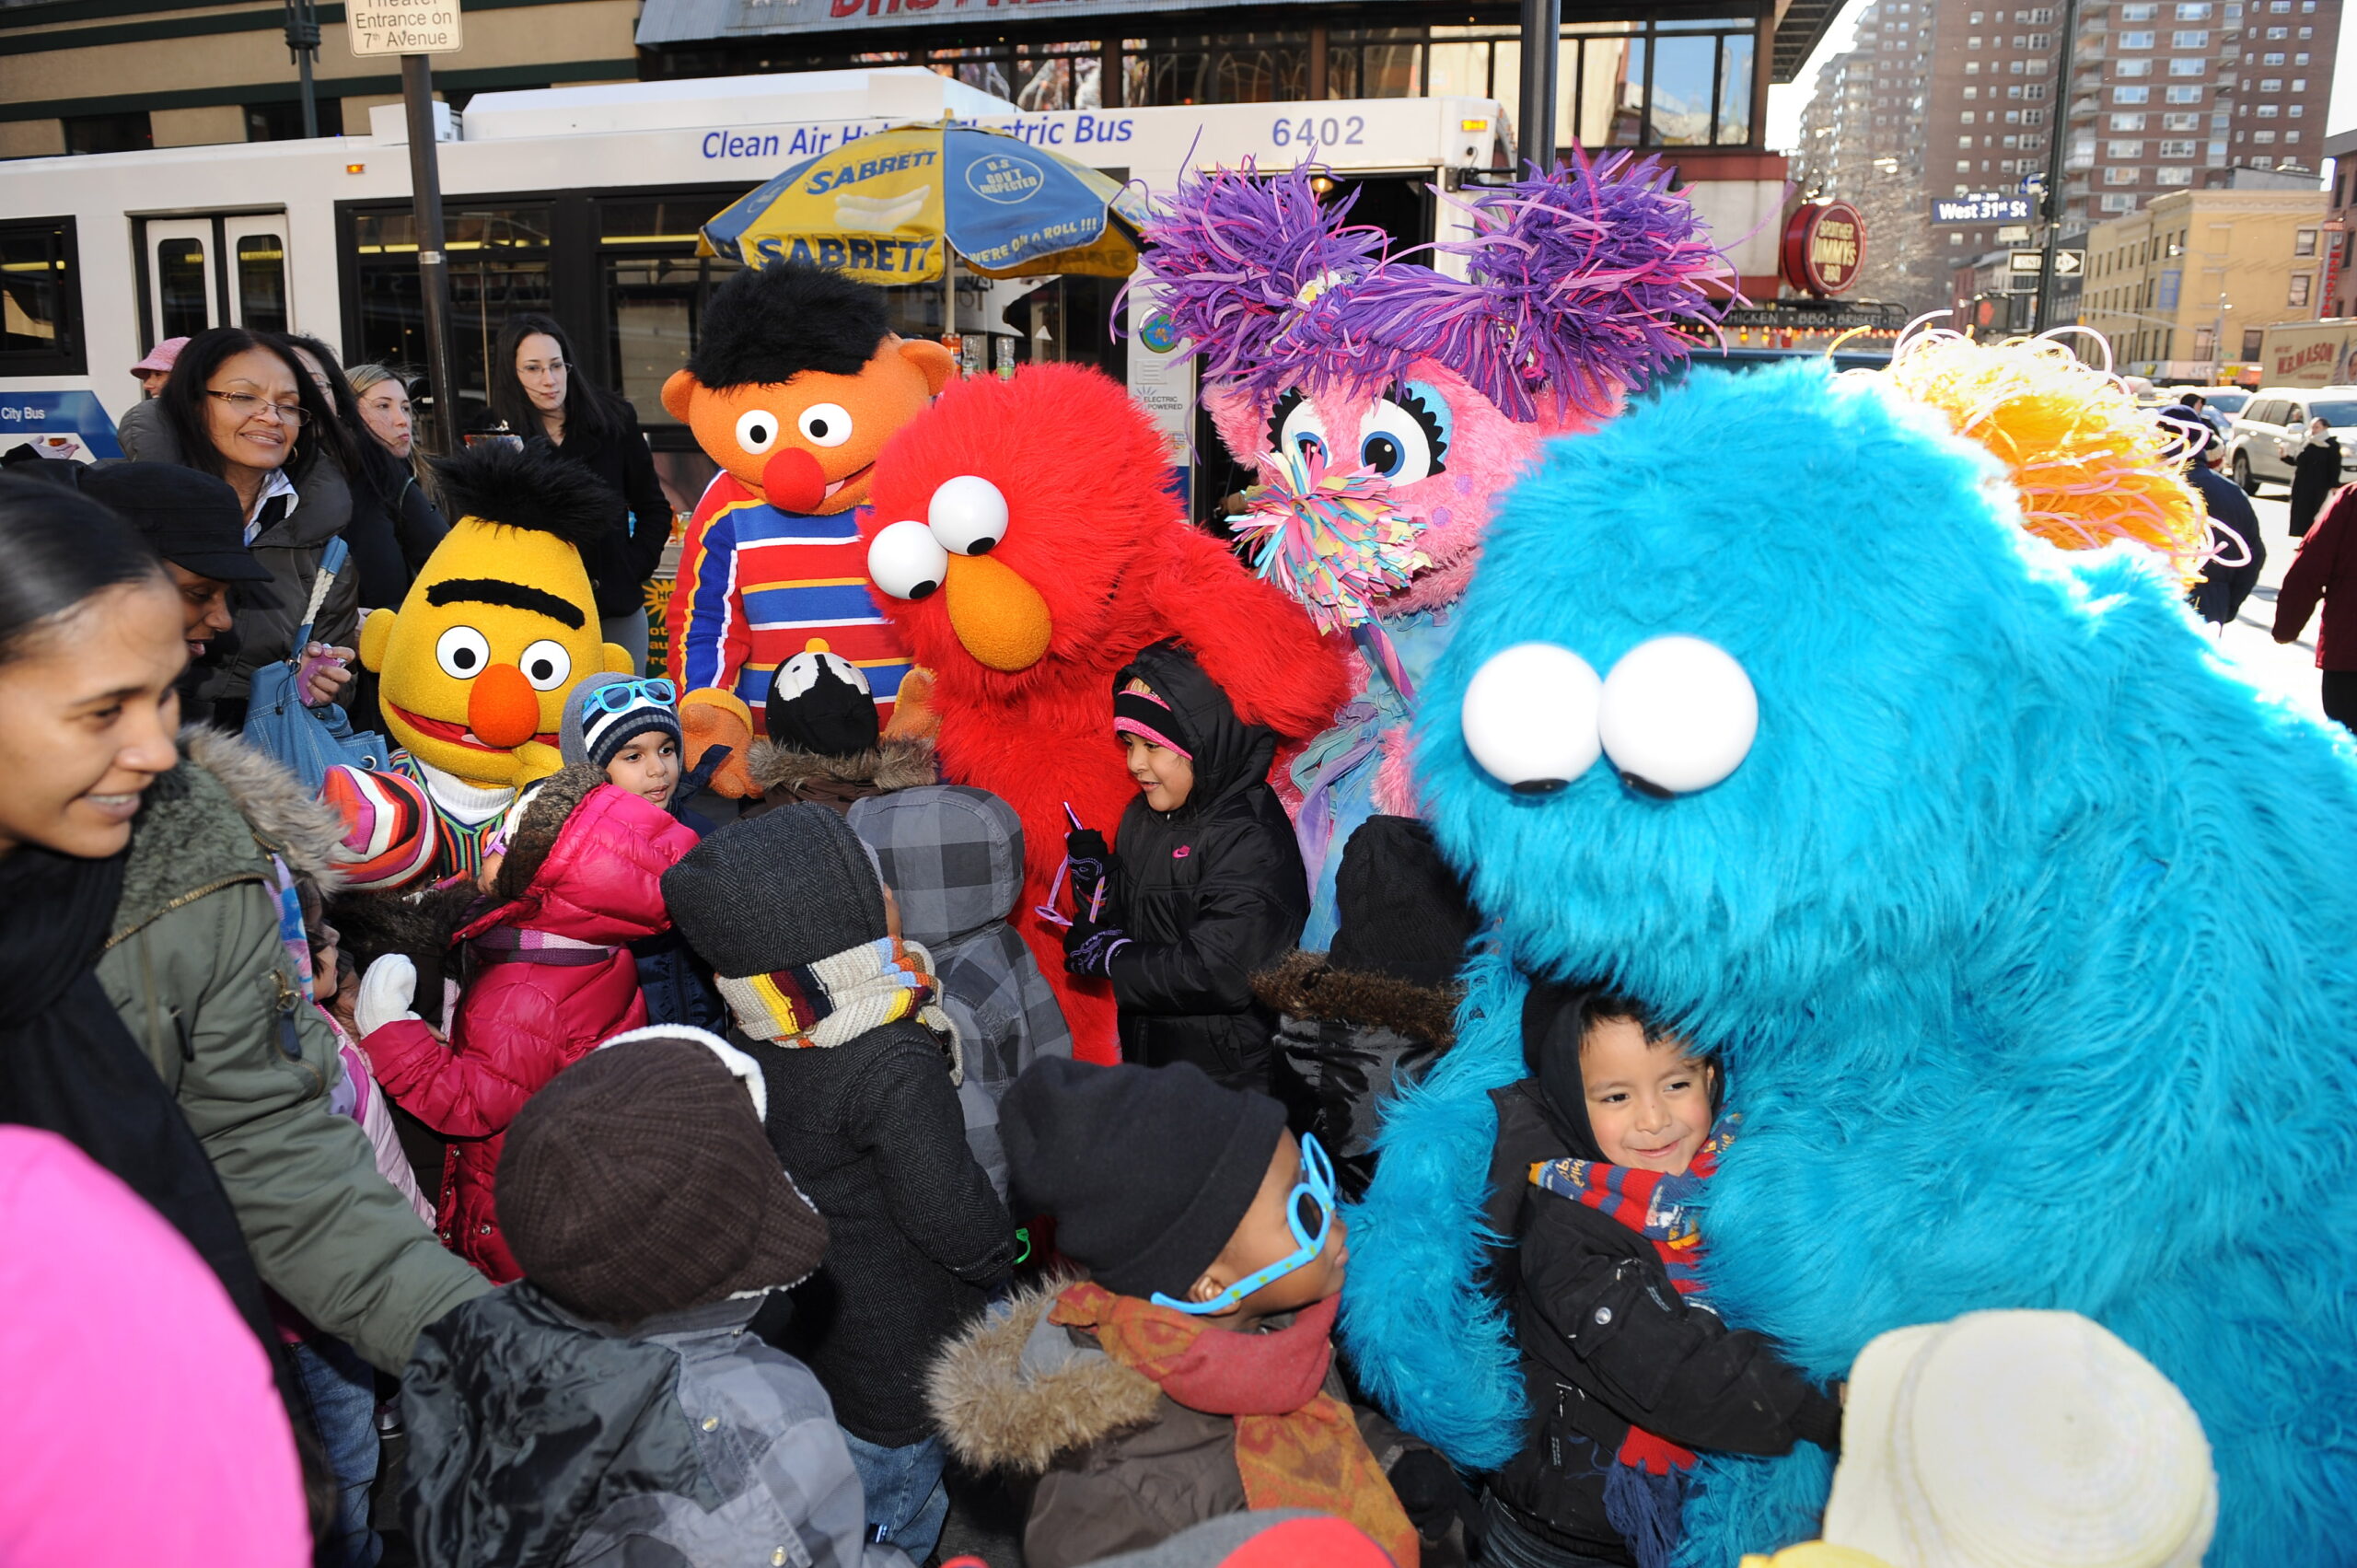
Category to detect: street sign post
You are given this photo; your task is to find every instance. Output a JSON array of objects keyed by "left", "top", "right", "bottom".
[
  {"left": 1933, "top": 193, "right": 2036, "bottom": 224},
  {"left": 349, "top": 0, "right": 462, "bottom": 449},
  {"left": 2012, "top": 250, "right": 2083, "bottom": 275}
]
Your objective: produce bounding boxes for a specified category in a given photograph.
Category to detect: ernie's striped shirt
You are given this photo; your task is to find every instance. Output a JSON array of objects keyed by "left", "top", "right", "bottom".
[{"left": 664, "top": 471, "right": 911, "bottom": 731}]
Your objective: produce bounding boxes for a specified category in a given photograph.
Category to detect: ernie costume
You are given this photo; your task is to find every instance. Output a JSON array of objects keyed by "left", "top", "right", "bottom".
[{"left": 663, "top": 261, "right": 956, "bottom": 797}]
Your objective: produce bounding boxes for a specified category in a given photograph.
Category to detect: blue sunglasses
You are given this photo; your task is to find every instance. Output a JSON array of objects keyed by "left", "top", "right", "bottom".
[
  {"left": 1152, "top": 1133, "right": 1336, "bottom": 1316},
  {"left": 580, "top": 676, "right": 675, "bottom": 716}
]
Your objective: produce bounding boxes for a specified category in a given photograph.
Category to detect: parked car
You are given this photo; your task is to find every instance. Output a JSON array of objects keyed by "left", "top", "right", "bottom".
[{"left": 2223, "top": 387, "right": 2357, "bottom": 494}]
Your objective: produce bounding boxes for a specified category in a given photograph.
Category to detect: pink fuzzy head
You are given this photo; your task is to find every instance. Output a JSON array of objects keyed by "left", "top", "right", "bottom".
[{"left": 1208, "top": 359, "right": 1609, "bottom": 617}]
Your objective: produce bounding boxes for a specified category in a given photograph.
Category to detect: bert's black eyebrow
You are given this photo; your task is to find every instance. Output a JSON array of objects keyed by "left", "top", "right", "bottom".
[{"left": 425, "top": 578, "right": 586, "bottom": 631}]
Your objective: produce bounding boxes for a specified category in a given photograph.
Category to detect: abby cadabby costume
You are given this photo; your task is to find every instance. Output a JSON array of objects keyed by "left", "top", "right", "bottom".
[{"left": 1136, "top": 155, "right": 1733, "bottom": 942}]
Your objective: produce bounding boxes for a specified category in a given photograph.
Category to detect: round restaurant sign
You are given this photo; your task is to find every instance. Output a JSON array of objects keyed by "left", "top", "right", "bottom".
[{"left": 1781, "top": 201, "right": 1865, "bottom": 296}]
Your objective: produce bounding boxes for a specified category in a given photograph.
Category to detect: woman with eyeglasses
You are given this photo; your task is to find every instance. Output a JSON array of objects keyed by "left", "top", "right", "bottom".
[
  {"left": 142, "top": 328, "right": 363, "bottom": 730},
  {"left": 484, "top": 314, "right": 673, "bottom": 674}
]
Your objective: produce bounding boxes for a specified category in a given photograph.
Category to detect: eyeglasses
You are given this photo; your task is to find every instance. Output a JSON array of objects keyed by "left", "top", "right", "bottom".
[
  {"left": 1151, "top": 1132, "right": 1336, "bottom": 1317},
  {"left": 581, "top": 676, "right": 675, "bottom": 714},
  {"left": 207, "top": 389, "right": 309, "bottom": 426}
]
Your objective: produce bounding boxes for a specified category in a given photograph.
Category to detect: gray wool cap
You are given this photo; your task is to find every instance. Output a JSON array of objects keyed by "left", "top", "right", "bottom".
[
  {"left": 560, "top": 673, "right": 681, "bottom": 773},
  {"left": 663, "top": 802, "right": 888, "bottom": 978}
]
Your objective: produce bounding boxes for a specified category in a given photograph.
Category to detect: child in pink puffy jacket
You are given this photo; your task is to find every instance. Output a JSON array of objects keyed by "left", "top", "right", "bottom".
[{"left": 355, "top": 765, "right": 700, "bottom": 1283}]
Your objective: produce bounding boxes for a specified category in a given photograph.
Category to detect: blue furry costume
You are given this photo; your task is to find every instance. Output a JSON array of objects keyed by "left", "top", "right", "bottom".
[{"left": 1341, "top": 362, "right": 2357, "bottom": 1563}]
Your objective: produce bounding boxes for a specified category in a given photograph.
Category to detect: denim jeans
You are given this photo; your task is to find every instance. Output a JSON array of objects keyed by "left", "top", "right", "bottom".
[
  {"left": 292, "top": 1337, "right": 384, "bottom": 1568},
  {"left": 841, "top": 1429, "right": 948, "bottom": 1562}
]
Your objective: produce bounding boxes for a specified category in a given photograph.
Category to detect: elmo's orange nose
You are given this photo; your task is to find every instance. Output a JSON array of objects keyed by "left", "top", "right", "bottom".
[
  {"left": 466, "top": 664, "right": 543, "bottom": 749},
  {"left": 944, "top": 553, "right": 1053, "bottom": 672}
]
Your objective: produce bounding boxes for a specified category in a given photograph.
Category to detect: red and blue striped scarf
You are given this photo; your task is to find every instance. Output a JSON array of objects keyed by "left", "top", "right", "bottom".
[{"left": 1527, "top": 1114, "right": 1740, "bottom": 1568}]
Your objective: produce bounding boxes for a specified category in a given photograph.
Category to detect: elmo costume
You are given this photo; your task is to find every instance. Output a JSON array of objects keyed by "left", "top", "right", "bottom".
[{"left": 860, "top": 364, "right": 1349, "bottom": 1062}]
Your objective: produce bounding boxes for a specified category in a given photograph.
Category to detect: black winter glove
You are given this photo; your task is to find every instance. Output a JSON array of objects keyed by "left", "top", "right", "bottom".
[
  {"left": 1386, "top": 1446, "right": 1480, "bottom": 1555},
  {"left": 1064, "top": 826, "right": 1113, "bottom": 921},
  {"left": 1063, "top": 923, "right": 1132, "bottom": 979}
]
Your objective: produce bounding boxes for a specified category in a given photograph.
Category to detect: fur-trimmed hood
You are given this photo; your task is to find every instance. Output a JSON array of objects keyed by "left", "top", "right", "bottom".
[
  {"left": 110, "top": 726, "right": 348, "bottom": 947},
  {"left": 928, "top": 1278, "right": 1164, "bottom": 1474},
  {"left": 747, "top": 734, "right": 936, "bottom": 800},
  {"left": 1251, "top": 950, "right": 1459, "bottom": 1048}
]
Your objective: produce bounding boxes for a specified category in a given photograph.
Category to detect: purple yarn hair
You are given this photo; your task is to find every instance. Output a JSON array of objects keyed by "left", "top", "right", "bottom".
[{"left": 1139, "top": 151, "right": 1734, "bottom": 424}]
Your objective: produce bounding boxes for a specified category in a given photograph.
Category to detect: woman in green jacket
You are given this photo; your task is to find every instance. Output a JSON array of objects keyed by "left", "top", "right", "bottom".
[{"left": 0, "top": 475, "right": 485, "bottom": 1377}]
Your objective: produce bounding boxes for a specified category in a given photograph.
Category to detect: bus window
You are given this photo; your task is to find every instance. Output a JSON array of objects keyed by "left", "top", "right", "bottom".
[
  {"left": 598, "top": 198, "right": 739, "bottom": 427},
  {"left": 157, "top": 237, "right": 210, "bottom": 340},
  {"left": 236, "top": 234, "right": 288, "bottom": 332},
  {"left": 353, "top": 203, "right": 552, "bottom": 435},
  {"left": 0, "top": 217, "right": 85, "bottom": 375}
]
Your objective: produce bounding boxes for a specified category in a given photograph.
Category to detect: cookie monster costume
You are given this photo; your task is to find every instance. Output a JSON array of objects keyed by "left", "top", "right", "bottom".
[
  {"left": 1140, "top": 155, "right": 1728, "bottom": 944},
  {"left": 1341, "top": 361, "right": 2357, "bottom": 1563}
]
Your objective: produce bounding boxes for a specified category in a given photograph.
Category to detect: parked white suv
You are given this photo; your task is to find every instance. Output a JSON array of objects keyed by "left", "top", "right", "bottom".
[{"left": 2224, "top": 387, "right": 2357, "bottom": 494}]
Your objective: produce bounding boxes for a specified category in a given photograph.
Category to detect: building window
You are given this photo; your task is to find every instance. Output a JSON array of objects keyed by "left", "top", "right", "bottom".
[
  {"left": 2290, "top": 104, "right": 2305, "bottom": 115},
  {"left": 2290, "top": 274, "right": 2312, "bottom": 305},
  {"left": 2285, "top": 129, "right": 2300, "bottom": 141},
  {"left": 1961, "top": 134, "right": 1978, "bottom": 146},
  {"left": 2176, "top": 2, "right": 2212, "bottom": 15},
  {"left": 1957, "top": 160, "right": 1975, "bottom": 171},
  {"left": 2108, "top": 138, "right": 2146, "bottom": 156},
  {"left": 2164, "top": 111, "right": 2200, "bottom": 128},
  {"left": 2294, "top": 52, "right": 2309, "bottom": 63},
  {"left": 244, "top": 99, "right": 344, "bottom": 141},
  {"left": 2116, "top": 86, "right": 2153, "bottom": 101},
  {"left": 1965, "top": 86, "right": 1980, "bottom": 98},
  {"left": 1968, "top": 60, "right": 1981, "bottom": 72},
  {"left": 1963, "top": 110, "right": 1978, "bottom": 123},
  {"left": 2157, "top": 165, "right": 2194, "bottom": 183},
  {"left": 61, "top": 112, "right": 152, "bottom": 155},
  {"left": 2292, "top": 76, "right": 2307, "bottom": 88},
  {"left": 2260, "top": 76, "right": 2284, "bottom": 88},
  {"left": 2106, "top": 166, "right": 2142, "bottom": 182},
  {"left": 2255, "top": 129, "right": 2277, "bottom": 141},
  {"left": 2165, "top": 86, "right": 2203, "bottom": 100},
  {"left": 2296, "top": 228, "right": 2318, "bottom": 255},
  {"left": 2120, "top": 29, "right": 2157, "bottom": 44},
  {"left": 2264, "top": 51, "right": 2287, "bottom": 62},
  {"left": 2167, "top": 56, "right": 2207, "bottom": 74},
  {"left": 1968, "top": 33, "right": 1984, "bottom": 45},
  {"left": 2025, "top": 83, "right": 2048, "bottom": 98},
  {"left": 2158, "top": 138, "right": 2199, "bottom": 156},
  {"left": 2172, "top": 29, "right": 2211, "bottom": 44},
  {"left": 2113, "top": 112, "right": 2150, "bottom": 128},
  {"left": 0, "top": 218, "right": 85, "bottom": 377},
  {"left": 2121, "top": 2, "right": 2158, "bottom": 15},
  {"left": 2267, "top": 23, "right": 2289, "bottom": 33},
  {"left": 2252, "top": 154, "right": 2273, "bottom": 166},
  {"left": 1951, "top": 232, "right": 1966, "bottom": 245},
  {"left": 2258, "top": 103, "right": 2280, "bottom": 116},
  {"left": 2118, "top": 57, "right": 2154, "bottom": 74},
  {"left": 2103, "top": 192, "right": 2139, "bottom": 210},
  {"left": 2026, "top": 108, "right": 2047, "bottom": 123}
]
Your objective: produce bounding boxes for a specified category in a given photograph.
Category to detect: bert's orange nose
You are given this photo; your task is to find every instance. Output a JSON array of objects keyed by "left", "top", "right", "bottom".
[
  {"left": 944, "top": 553, "right": 1053, "bottom": 672},
  {"left": 466, "top": 664, "right": 543, "bottom": 749}
]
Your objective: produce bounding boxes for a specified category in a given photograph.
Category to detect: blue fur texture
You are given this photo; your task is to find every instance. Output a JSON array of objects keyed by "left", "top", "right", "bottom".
[{"left": 1341, "top": 362, "right": 2357, "bottom": 1564}]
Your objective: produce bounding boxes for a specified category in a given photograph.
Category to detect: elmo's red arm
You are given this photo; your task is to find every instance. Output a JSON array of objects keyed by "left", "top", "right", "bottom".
[{"left": 1147, "top": 524, "right": 1351, "bottom": 740}]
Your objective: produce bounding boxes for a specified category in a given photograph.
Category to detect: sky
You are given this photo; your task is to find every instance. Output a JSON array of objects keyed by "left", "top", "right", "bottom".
[{"left": 1765, "top": 0, "right": 2357, "bottom": 152}]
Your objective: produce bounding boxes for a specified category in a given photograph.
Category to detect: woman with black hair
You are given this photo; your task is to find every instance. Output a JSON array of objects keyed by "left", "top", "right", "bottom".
[
  {"left": 147, "top": 327, "right": 361, "bottom": 728},
  {"left": 284, "top": 334, "right": 447, "bottom": 612},
  {"left": 484, "top": 312, "right": 672, "bottom": 671}
]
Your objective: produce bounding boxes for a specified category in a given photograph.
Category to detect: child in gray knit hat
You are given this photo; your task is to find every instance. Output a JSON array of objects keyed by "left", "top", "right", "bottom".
[
  {"left": 665, "top": 803, "right": 1016, "bottom": 1563},
  {"left": 560, "top": 673, "right": 686, "bottom": 814}
]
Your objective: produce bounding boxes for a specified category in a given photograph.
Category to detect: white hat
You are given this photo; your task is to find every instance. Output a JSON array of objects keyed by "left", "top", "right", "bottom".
[{"left": 1822, "top": 1310, "right": 2215, "bottom": 1568}]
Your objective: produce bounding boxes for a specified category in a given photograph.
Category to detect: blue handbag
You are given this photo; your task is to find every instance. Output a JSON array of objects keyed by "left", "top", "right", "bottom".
[{"left": 241, "top": 536, "right": 390, "bottom": 791}]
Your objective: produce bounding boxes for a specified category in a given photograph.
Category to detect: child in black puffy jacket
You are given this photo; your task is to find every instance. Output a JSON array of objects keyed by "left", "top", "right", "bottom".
[{"left": 1062, "top": 639, "right": 1308, "bottom": 1093}]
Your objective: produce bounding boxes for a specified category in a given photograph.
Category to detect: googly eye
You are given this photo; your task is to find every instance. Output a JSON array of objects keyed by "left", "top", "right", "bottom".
[
  {"left": 435, "top": 625, "right": 490, "bottom": 680},
  {"left": 798, "top": 402, "right": 853, "bottom": 448},
  {"left": 866, "top": 518, "right": 950, "bottom": 600},
  {"left": 518, "top": 639, "right": 573, "bottom": 692},
  {"left": 1269, "top": 388, "right": 1330, "bottom": 466},
  {"left": 1359, "top": 388, "right": 1449, "bottom": 483},
  {"left": 734, "top": 410, "right": 778, "bottom": 455},
  {"left": 1597, "top": 636, "right": 1758, "bottom": 796},
  {"left": 1459, "top": 642, "right": 1603, "bottom": 794},
  {"left": 927, "top": 474, "right": 1011, "bottom": 556}
]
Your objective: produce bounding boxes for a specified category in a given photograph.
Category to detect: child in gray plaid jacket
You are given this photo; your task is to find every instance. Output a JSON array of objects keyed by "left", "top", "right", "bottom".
[{"left": 851, "top": 785, "right": 1074, "bottom": 1195}]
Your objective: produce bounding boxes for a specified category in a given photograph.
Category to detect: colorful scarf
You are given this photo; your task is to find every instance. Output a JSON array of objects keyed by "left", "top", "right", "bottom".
[
  {"left": 1527, "top": 1115, "right": 1739, "bottom": 1568},
  {"left": 1049, "top": 1281, "right": 1420, "bottom": 1568},
  {"left": 718, "top": 935, "right": 963, "bottom": 1082}
]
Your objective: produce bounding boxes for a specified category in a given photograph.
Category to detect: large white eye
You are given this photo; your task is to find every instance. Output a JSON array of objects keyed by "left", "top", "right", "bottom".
[
  {"left": 928, "top": 474, "right": 1011, "bottom": 555},
  {"left": 866, "top": 518, "right": 950, "bottom": 600},
  {"left": 1270, "top": 388, "right": 1331, "bottom": 465},
  {"left": 518, "top": 639, "right": 573, "bottom": 692},
  {"left": 1597, "top": 636, "right": 1758, "bottom": 796},
  {"left": 1460, "top": 642, "right": 1603, "bottom": 793},
  {"left": 798, "top": 402, "right": 853, "bottom": 447},
  {"left": 1358, "top": 389, "right": 1448, "bottom": 483},
  {"left": 435, "top": 625, "right": 490, "bottom": 680},
  {"left": 734, "top": 409, "right": 778, "bottom": 455}
]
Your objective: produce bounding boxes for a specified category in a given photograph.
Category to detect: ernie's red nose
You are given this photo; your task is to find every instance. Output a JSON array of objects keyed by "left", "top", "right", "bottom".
[{"left": 762, "top": 448, "right": 828, "bottom": 513}]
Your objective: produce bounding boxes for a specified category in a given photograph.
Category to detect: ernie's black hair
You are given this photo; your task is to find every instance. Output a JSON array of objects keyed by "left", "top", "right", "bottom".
[
  {"left": 687, "top": 262, "right": 892, "bottom": 389},
  {"left": 431, "top": 437, "right": 622, "bottom": 549}
]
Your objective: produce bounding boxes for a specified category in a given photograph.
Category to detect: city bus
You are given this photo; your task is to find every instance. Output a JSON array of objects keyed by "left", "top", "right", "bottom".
[{"left": 0, "top": 66, "right": 1527, "bottom": 508}]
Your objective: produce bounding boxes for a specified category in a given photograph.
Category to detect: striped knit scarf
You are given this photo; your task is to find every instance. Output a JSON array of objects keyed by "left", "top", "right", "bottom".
[
  {"left": 1527, "top": 1114, "right": 1739, "bottom": 1568},
  {"left": 717, "top": 935, "right": 963, "bottom": 1083}
]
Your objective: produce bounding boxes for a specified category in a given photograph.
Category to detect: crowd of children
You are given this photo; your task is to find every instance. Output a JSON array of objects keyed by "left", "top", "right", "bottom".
[{"left": 0, "top": 452, "right": 2235, "bottom": 1568}]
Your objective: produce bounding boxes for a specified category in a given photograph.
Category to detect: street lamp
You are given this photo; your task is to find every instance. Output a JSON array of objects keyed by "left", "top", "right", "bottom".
[{"left": 2210, "top": 294, "right": 2232, "bottom": 384}]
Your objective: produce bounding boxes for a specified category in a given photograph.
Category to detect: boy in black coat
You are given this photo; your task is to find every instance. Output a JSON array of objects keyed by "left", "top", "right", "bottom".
[
  {"left": 664, "top": 803, "right": 1016, "bottom": 1563},
  {"left": 1062, "top": 639, "right": 1310, "bottom": 1092},
  {"left": 1482, "top": 982, "right": 1840, "bottom": 1568}
]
